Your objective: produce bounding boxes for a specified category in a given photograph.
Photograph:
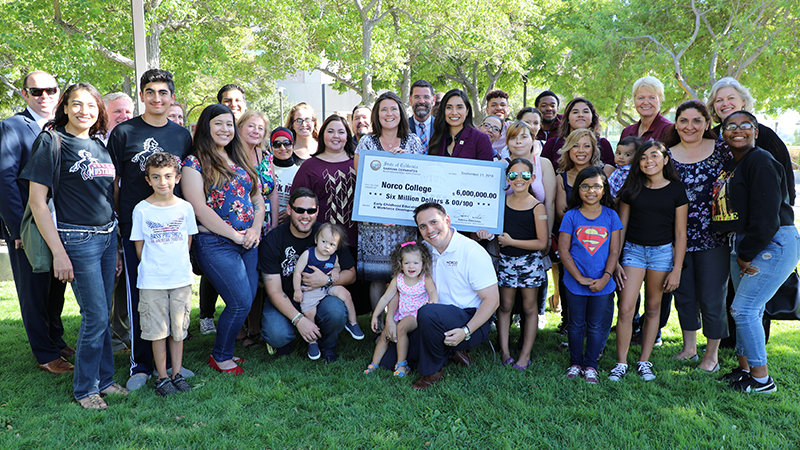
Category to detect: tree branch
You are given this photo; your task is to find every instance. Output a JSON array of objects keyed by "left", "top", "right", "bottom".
[
  {"left": 314, "top": 65, "right": 362, "bottom": 94},
  {"left": 52, "top": 0, "right": 134, "bottom": 69},
  {"left": 0, "top": 75, "right": 25, "bottom": 100}
]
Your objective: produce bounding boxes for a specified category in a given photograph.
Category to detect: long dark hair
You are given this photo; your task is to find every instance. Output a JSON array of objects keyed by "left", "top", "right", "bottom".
[
  {"left": 662, "top": 100, "right": 717, "bottom": 148},
  {"left": 567, "top": 166, "right": 615, "bottom": 210},
  {"left": 618, "top": 140, "right": 682, "bottom": 204},
  {"left": 192, "top": 104, "right": 259, "bottom": 196},
  {"left": 48, "top": 83, "right": 108, "bottom": 137},
  {"left": 314, "top": 114, "right": 355, "bottom": 158},
  {"left": 371, "top": 91, "right": 410, "bottom": 139},
  {"left": 558, "top": 97, "right": 600, "bottom": 138},
  {"left": 428, "top": 89, "right": 474, "bottom": 156}
]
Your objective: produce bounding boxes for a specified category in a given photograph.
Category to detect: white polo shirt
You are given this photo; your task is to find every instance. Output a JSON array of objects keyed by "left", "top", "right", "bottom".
[{"left": 426, "top": 228, "right": 497, "bottom": 309}]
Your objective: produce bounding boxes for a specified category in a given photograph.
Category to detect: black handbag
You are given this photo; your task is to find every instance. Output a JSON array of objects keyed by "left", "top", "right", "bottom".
[
  {"left": 765, "top": 269, "right": 800, "bottom": 320},
  {"left": 20, "top": 130, "right": 61, "bottom": 273}
]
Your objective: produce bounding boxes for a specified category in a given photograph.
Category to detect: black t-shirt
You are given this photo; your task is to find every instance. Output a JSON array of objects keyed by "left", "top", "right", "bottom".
[
  {"left": 108, "top": 116, "right": 192, "bottom": 237},
  {"left": 258, "top": 222, "right": 355, "bottom": 298},
  {"left": 625, "top": 181, "right": 688, "bottom": 246},
  {"left": 20, "top": 129, "right": 115, "bottom": 226}
]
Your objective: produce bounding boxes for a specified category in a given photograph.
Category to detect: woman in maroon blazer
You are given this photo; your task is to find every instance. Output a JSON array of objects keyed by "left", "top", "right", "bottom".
[{"left": 428, "top": 89, "right": 493, "bottom": 161}]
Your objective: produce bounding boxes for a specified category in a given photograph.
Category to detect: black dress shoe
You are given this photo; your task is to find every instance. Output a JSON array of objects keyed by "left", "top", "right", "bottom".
[
  {"left": 60, "top": 346, "right": 76, "bottom": 358},
  {"left": 412, "top": 370, "right": 444, "bottom": 390}
]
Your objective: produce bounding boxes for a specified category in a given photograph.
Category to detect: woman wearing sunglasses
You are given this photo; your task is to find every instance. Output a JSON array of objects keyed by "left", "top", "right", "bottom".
[
  {"left": 711, "top": 111, "right": 799, "bottom": 393},
  {"left": 269, "top": 127, "right": 302, "bottom": 224},
  {"left": 284, "top": 102, "right": 318, "bottom": 160},
  {"left": 181, "top": 104, "right": 264, "bottom": 375}
]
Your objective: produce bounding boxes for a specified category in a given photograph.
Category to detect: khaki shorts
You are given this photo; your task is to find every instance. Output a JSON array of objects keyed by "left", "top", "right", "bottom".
[{"left": 139, "top": 285, "right": 192, "bottom": 341}]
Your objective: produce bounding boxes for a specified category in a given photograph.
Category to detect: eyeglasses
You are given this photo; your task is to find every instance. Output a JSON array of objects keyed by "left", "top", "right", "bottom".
[
  {"left": 507, "top": 171, "right": 532, "bottom": 181},
  {"left": 290, "top": 206, "right": 317, "bottom": 215},
  {"left": 293, "top": 118, "right": 314, "bottom": 125},
  {"left": 272, "top": 140, "right": 293, "bottom": 148},
  {"left": 481, "top": 123, "right": 501, "bottom": 133},
  {"left": 578, "top": 184, "right": 604, "bottom": 192},
  {"left": 26, "top": 87, "right": 58, "bottom": 97},
  {"left": 723, "top": 122, "right": 755, "bottom": 131}
]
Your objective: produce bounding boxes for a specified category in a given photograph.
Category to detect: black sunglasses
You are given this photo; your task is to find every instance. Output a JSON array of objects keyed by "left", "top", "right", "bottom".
[
  {"left": 272, "top": 140, "right": 293, "bottom": 148},
  {"left": 291, "top": 206, "right": 317, "bottom": 215},
  {"left": 26, "top": 87, "right": 58, "bottom": 97}
]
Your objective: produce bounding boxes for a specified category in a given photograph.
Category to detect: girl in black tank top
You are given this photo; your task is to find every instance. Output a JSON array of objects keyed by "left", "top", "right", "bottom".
[{"left": 477, "top": 159, "right": 549, "bottom": 370}]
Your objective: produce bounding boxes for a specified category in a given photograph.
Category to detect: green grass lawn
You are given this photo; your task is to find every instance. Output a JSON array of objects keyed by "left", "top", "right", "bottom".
[{"left": 0, "top": 278, "right": 798, "bottom": 449}]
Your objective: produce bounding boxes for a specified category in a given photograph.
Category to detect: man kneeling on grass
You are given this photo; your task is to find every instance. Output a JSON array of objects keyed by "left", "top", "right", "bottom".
[
  {"left": 380, "top": 202, "right": 499, "bottom": 390},
  {"left": 130, "top": 153, "right": 197, "bottom": 396}
]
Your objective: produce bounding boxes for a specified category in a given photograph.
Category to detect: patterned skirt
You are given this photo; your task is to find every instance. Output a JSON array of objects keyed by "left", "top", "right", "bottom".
[{"left": 357, "top": 222, "right": 419, "bottom": 282}]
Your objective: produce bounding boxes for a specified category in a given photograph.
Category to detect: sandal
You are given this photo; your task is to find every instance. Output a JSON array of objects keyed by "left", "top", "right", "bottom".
[
  {"left": 99, "top": 383, "right": 130, "bottom": 396},
  {"left": 242, "top": 334, "right": 263, "bottom": 349},
  {"left": 393, "top": 360, "right": 409, "bottom": 378},
  {"left": 364, "top": 363, "right": 379, "bottom": 375},
  {"left": 78, "top": 394, "right": 108, "bottom": 410},
  {"left": 502, "top": 357, "right": 516, "bottom": 366}
]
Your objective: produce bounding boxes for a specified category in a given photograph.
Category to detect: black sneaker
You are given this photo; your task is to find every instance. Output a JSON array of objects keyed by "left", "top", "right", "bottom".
[
  {"left": 730, "top": 374, "right": 777, "bottom": 393},
  {"left": 154, "top": 377, "right": 178, "bottom": 397},
  {"left": 720, "top": 367, "right": 748, "bottom": 384},
  {"left": 171, "top": 373, "right": 192, "bottom": 392}
]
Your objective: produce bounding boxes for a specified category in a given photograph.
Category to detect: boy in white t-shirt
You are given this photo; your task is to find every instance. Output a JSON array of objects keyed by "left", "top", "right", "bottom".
[{"left": 130, "top": 153, "right": 198, "bottom": 397}]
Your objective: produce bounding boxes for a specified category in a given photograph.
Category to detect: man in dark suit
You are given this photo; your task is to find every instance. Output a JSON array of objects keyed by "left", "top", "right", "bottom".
[
  {"left": 0, "top": 70, "right": 71, "bottom": 374},
  {"left": 407, "top": 80, "right": 435, "bottom": 153}
]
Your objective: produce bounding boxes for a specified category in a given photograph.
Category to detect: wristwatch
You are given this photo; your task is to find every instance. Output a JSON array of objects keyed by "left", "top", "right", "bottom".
[
  {"left": 462, "top": 326, "right": 471, "bottom": 341},
  {"left": 324, "top": 275, "right": 333, "bottom": 288}
]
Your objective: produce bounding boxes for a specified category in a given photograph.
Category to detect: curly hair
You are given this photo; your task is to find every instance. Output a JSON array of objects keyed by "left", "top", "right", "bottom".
[
  {"left": 389, "top": 241, "right": 433, "bottom": 278},
  {"left": 557, "top": 128, "right": 602, "bottom": 174}
]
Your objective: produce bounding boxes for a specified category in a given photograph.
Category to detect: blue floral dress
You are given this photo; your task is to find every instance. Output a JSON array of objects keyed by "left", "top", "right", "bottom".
[
  {"left": 255, "top": 149, "right": 276, "bottom": 236},
  {"left": 182, "top": 155, "right": 256, "bottom": 231}
]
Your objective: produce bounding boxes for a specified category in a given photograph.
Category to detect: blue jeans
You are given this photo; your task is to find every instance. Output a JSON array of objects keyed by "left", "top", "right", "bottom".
[
  {"left": 564, "top": 289, "right": 614, "bottom": 369},
  {"left": 730, "top": 226, "right": 800, "bottom": 367},
  {"left": 58, "top": 220, "right": 117, "bottom": 401},
  {"left": 261, "top": 294, "right": 347, "bottom": 350},
  {"left": 193, "top": 233, "right": 258, "bottom": 362}
]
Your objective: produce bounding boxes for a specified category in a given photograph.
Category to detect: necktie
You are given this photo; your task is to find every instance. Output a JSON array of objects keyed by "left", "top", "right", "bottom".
[{"left": 418, "top": 122, "right": 427, "bottom": 151}]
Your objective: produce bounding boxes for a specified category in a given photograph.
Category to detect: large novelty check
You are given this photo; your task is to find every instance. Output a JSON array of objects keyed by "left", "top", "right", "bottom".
[{"left": 352, "top": 150, "right": 506, "bottom": 233}]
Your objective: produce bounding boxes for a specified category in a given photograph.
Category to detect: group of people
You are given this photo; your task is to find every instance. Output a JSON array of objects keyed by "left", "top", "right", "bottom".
[{"left": 0, "top": 68, "right": 795, "bottom": 410}]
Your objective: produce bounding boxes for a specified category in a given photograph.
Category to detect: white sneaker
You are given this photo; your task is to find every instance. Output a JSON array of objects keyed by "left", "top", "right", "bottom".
[
  {"left": 538, "top": 314, "right": 546, "bottom": 330},
  {"left": 199, "top": 317, "right": 216, "bottom": 335}
]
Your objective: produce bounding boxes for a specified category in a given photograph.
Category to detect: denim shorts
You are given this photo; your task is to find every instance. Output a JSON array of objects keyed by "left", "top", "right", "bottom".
[{"left": 621, "top": 241, "right": 674, "bottom": 271}]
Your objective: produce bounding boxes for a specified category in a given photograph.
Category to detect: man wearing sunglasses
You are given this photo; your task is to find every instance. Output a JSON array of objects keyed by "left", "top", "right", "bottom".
[
  {"left": 258, "top": 188, "right": 356, "bottom": 362},
  {"left": 0, "top": 71, "right": 73, "bottom": 374}
]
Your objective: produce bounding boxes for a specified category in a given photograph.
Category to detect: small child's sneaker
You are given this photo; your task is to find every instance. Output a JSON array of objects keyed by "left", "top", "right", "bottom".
[
  {"left": 584, "top": 367, "right": 599, "bottom": 384},
  {"left": 171, "top": 373, "right": 192, "bottom": 392},
  {"left": 608, "top": 363, "right": 628, "bottom": 381},
  {"left": 154, "top": 377, "right": 178, "bottom": 397},
  {"left": 566, "top": 364, "right": 583, "bottom": 379},
  {"left": 345, "top": 322, "right": 365, "bottom": 340},
  {"left": 730, "top": 374, "right": 777, "bottom": 394},
  {"left": 637, "top": 361, "right": 656, "bottom": 381},
  {"left": 308, "top": 342, "right": 321, "bottom": 360}
]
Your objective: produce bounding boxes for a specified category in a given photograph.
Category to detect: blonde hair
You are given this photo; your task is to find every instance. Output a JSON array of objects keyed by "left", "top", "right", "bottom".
[
  {"left": 238, "top": 110, "right": 270, "bottom": 150},
  {"left": 557, "top": 128, "right": 601, "bottom": 173},
  {"left": 632, "top": 76, "right": 665, "bottom": 103}
]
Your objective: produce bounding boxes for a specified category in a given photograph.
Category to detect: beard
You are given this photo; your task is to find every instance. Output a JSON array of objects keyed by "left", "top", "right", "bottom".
[
  {"left": 413, "top": 103, "right": 431, "bottom": 119},
  {"left": 356, "top": 124, "right": 371, "bottom": 138}
]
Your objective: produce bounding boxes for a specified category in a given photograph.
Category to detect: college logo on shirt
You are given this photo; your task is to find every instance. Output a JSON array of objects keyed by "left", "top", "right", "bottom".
[
  {"left": 576, "top": 226, "right": 608, "bottom": 255},
  {"left": 445, "top": 260, "right": 458, "bottom": 267},
  {"left": 132, "top": 137, "right": 165, "bottom": 171},
  {"left": 69, "top": 150, "right": 115, "bottom": 180}
]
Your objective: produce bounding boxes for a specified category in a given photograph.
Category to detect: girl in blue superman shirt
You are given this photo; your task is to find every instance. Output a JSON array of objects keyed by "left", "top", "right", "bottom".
[{"left": 558, "top": 166, "right": 622, "bottom": 384}]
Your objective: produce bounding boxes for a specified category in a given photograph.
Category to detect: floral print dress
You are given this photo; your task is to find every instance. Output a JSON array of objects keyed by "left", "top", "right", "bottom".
[{"left": 182, "top": 155, "right": 256, "bottom": 231}]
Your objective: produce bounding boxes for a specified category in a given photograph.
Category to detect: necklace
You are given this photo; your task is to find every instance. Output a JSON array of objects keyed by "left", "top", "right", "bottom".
[{"left": 380, "top": 135, "right": 400, "bottom": 152}]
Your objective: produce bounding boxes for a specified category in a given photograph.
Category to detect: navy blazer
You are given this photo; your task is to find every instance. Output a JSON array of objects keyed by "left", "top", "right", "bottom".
[
  {"left": 408, "top": 116, "right": 434, "bottom": 135},
  {"left": 0, "top": 109, "right": 41, "bottom": 240},
  {"left": 433, "top": 126, "right": 494, "bottom": 161}
]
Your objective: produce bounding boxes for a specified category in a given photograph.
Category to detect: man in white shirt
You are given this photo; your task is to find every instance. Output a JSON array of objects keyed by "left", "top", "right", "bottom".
[
  {"left": 408, "top": 80, "right": 435, "bottom": 153},
  {"left": 384, "top": 202, "right": 499, "bottom": 390}
]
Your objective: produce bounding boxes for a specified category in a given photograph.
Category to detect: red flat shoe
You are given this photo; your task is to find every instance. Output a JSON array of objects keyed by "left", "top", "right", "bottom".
[{"left": 208, "top": 355, "right": 244, "bottom": 375}]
